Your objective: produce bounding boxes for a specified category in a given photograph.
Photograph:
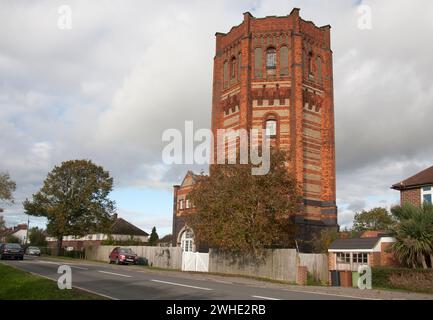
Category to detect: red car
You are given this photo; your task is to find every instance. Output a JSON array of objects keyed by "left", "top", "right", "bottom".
[{"left": 109, "top": 247, "right": 138, "bottom": 265}]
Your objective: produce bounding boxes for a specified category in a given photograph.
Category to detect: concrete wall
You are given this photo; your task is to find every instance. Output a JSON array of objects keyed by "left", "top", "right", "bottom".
[
  {"left": 208, "top": 249, "right": 328, "bottom": 283},
  {"left": 85, "top": 246, "right": 182, "bottom": 270}
]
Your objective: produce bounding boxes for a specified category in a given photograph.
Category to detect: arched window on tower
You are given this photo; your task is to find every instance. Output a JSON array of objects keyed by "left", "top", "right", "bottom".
[
  {"left": 266, "top": 47, "right": 277, "bottom": 69},
  {"left": 265, "top": 118, "right": 277, "bottom": 138}
]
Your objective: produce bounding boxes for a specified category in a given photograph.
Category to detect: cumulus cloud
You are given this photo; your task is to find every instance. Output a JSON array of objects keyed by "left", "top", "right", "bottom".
[{"left": 0, "top": 0, "right": 432, "bottom": 231}]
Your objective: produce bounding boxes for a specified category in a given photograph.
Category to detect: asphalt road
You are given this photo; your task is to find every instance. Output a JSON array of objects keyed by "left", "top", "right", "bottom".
[{"left": 1, "top": 256, "right": 365, "bottom": 300}]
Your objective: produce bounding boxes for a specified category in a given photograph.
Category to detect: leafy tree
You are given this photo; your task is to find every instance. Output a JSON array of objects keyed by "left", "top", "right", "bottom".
[
  {"left": 0, "top": 172, "right": 16, "bottom": 213},
  {"left": 0, "top": 215, "right": 6, "bottom": 240},
  {"left": 23, "top": 160, "right": 116, "bottom": 255},
  {"left": 0, "top": 215, "right": 5, "bottom": 231},
  {"left": 5, "top": 234, "right": 20, "bottom": 243},
  {"left": 352, "top": 207, "right": 394, "bottom": 232},
  {"left": 310, "top": 227, "right": 339, "bottom": 253},
  {"left": 391, "top": 203, "right": 433, "bottom": 269},
  {"left": 29, "top": 227, "right": 48, "bottom": 247},
  {"left": 188, "top": 150, "right": 302, "bottom": 257},
  {"left": 148, "top": 226, "right": 159, "bottom": 246}
]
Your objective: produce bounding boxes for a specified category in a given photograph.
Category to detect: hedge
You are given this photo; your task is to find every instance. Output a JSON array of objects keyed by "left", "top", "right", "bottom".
[{"left": 373, "top": 267, "right": 433, "bottom": 294}]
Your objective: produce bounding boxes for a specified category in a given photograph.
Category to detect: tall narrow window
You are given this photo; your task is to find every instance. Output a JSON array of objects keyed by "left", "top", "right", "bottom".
[
  {"left": 422, "top": 186, "right": 433, "bottom": 205},
  {"left": 238, "top": 52, "right": 242, "bottom": 80},
  {"left": 230, "top": 57, "right": 236, "bottom": 80},
  {"left": 265, "top": 119, "right": 277, "bottom": 137},
  {"left": 254, "top": 47, "right": 262, "bottom": 78},
  {"left": 280, "top": 46, "right": 289, "bottom": 76},
  {"left": 317, "top": 56, "right": 323, "bottom": 82},
  {"left": 308, "top": 51, "right": 314, "bottom": 78},
  {"left": 223, "top": 61, "right": 228, "bottom": 88}
]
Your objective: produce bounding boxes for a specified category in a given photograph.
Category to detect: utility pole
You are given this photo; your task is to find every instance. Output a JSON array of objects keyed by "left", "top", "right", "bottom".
[{"left": 26, "top": 215, "right": 30, "bottom": 245}]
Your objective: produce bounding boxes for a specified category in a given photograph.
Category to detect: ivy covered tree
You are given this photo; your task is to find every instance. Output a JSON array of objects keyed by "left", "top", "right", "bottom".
[
  {"left": 24, "top": 160, "right": 116, "bottom": 255},
  {"left": 188, "top": 150, "right": 302, "bottom": 257}
]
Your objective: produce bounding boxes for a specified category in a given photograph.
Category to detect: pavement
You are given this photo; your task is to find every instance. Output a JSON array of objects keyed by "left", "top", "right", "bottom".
[{"left": 1, "top": 255, "right": 432, "bottom": 300}]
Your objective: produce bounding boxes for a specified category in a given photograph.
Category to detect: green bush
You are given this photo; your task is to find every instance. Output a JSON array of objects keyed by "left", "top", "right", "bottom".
[{"left": 372, "top": 267, "right": 433, "bottom": 294}]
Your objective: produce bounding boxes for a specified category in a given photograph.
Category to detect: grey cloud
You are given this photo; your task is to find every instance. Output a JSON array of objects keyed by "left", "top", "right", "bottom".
[{"left": 0, "top": 0, "right": 432, "bottom": 231}]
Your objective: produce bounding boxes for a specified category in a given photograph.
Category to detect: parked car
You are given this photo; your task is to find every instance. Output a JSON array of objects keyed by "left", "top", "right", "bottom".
[
  {"left": 109, "top": 247, "right": 138, "bottom": 265},
  {"left": 0, "top": 243, "right": 24, "bottom": 260},
  {"left": 26, "top": 246, "right": 41, "bottom": 256}
]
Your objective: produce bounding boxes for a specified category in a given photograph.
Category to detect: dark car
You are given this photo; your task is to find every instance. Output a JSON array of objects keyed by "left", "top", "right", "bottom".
[
  {"left": 109, "top": 247, "right": 138, "bottom": 265},
  {"left": 0, "top": 243, "right": 24, "bottom": 260}
]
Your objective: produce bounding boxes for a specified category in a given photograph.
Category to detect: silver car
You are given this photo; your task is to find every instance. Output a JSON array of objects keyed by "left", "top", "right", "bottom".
[{"left": 26, "top": 246, "right": 41, "bottom": 256}]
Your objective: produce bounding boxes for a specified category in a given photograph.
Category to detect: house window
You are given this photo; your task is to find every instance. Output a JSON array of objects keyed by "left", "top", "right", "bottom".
[
  {"left": 179, "top": 199, "right": 184, "bottom": 210},
  {"left": 353, "top": 253, "right": 368, "bottom": 264},
  {"left": 422, "top": 186, "right": 432, "bottom": 204},
  {"left": 185, "top": 199, "right": 190, "bottom": 209},
  {"left": 180, "top": 228, "right": 194, "bottom": 252},
  {"left": 265, "top": 119, "right": 277, "bottom": 137},
  {"left": 336, "top": 253, "right": 351, "bottom": 264}
]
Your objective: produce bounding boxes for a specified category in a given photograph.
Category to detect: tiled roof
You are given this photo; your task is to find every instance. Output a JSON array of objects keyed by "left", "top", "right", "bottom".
[
  {"left": 329, "top": 237, "right": 380, "bottom": 250},
  {"left": 111, "top": 218, "right": 149, "bottom": 236},
  {"left": 392, "top": 165, "right": 433, "bottom": 190}
]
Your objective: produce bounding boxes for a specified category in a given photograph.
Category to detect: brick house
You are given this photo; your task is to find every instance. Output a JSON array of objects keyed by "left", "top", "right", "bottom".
[
  {"left": 328, "top": 232, "right": 398, "bottom": 272},
  {"left": 172, "top": 171, "right": 201, "bottom": 252},
  {"left": 46, "top": 215, "right": 149, "bottom": 251},
  {"left": 391, "top": 165, "right": 433, "bottom": 207},
  {"left": 173, "top": 9, "right": 338, "bottom": 252}
]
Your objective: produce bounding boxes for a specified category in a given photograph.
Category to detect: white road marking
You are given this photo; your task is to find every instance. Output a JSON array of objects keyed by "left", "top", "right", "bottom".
[
  {"left": 252, "top": 295, "right": 280, "bottom": 300},
  {"left": 212, "top": 279, "right": 233, "bottom": 284},
  {"left": 70, "top": 265, "right": 89, "bottom": 270},
  {"left": 151, "top": 279, "right": 213, "bottom": 291},
  {"left": 35, "top": 260, "right": 88, "bottom": 270},
  {"left": 37, "top": 260, "right": 61, "bottom": 265},
  {"left": 98, "top": 270, "right": 132, "bottom": 278},
  {"left": 283, "top": 289, "right": 381, "bottom": 300}
]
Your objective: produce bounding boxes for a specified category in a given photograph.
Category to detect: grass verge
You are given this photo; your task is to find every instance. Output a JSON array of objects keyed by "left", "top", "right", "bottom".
[{"left": 0, "top": 263, "right": 106, "bottom": 300}]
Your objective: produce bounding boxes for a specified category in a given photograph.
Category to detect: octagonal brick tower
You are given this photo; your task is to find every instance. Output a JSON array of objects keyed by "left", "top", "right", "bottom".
[{"left": 211, "top": 9, "right": 338, "bottom": 244}]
